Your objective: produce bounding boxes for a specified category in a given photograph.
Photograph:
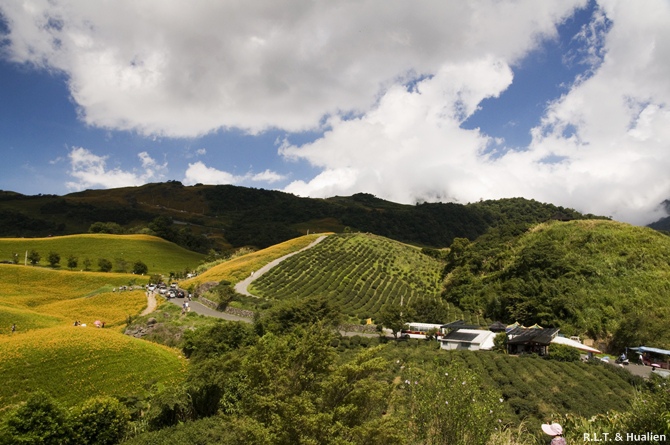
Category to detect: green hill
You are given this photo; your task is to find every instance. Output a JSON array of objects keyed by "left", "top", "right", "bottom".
[
  {"left": 0, "top": 234, "right": 204, "bottom": 276},
  {"left": 0, "top": 182, "right": 605, "bottom": 251},
  {"left": 249, "top": 233, "right": 447, "bottom": 321},
  {"left": 443, "top": 219, "right": 670, "bottom": 349}
]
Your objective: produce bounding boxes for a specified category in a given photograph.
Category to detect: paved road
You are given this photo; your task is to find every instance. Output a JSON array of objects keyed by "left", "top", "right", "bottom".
[
  {"left": 166, "top": 296, "right": 252, "bottom": 322},
  {"left": 235, "top": 235, "right": 328, "bottom": 297}
]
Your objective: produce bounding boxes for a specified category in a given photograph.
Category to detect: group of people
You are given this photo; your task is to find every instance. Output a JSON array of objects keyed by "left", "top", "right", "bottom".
[{"left": 72, "top": 320, "right": 105, "bottom": 328}]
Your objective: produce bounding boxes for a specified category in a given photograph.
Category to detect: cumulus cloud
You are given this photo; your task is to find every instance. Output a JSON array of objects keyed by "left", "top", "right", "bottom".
[
  {"left": 284, "top": 0, "right": 670, "bottom": 225},
  {"left": 182, "top": 161, "right": 285, "bottom": 186},
  {"left": 67, "top": 147, "right": 167, "bottom": 190},
  {"left": 3, "top": 0, "right": 670, "bottom": 224},
  {"left": 0, "top": 0, "right": 584, "bottom": 137}
]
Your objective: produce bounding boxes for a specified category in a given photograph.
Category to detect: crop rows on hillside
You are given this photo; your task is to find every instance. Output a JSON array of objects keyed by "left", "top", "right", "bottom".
[
  {"left": 249, "top": 233, "right": 444, "bottom": 320},
  {"left": 445, "top": 350, "right": 638, "bottom": 423}
]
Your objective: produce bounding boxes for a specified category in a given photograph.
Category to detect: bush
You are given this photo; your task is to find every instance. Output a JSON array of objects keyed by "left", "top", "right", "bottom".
[
  {"left": 0, "top": 391, "right": 71, "bottom": 445},
  {"left": 69, "top": 396, "right": 130, "bottom": 445},
  {"left": 547, "top": 344, "right": 580, "bottom": 362},
  {"left": 98, "top": 258, "right": 113, "bottom": 272},
  {"left": 133, "top": 260, "right": 149, "bottom": 275}
]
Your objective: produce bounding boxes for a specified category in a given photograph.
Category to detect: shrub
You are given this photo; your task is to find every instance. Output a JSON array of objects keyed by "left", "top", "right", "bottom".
[
  {"left": 0, "top": 391, "right": 72, "bottom": 444},
  {"left": 98, "top": 258, "right": 113, "bottom": 272},
  {"left": 133, "top": 260, "right": 149, "bottom": 275},
  {"left": 547, "top": 344, "right": 580, "bottom": 362},
  {"left": 69, "top": 396, "right": 130, "bottom": 445}
]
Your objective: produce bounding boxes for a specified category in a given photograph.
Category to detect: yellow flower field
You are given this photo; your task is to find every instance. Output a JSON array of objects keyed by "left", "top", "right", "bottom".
[
  {"left": 0, "top": 326, "right": 186, "bottom": 412},
  {"left": 40, "top": 291, "right": 147, "bottom": 328},
  {"left": 0, "top": 264, "right": 147, "bottom": 309},
  {"left": 185, "top": 233, "right": 329, "bottom": 285}
]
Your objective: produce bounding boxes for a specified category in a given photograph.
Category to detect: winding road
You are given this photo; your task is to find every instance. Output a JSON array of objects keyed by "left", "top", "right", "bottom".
[
  {"left": 234, "top": 235, "right": 327, "bottom": 297},
  {"left": 155, "top": 235, "right": 329, "bottom": 322}
]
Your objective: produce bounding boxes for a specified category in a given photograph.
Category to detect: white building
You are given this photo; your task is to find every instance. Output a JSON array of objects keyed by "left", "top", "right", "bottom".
[{"left": 438, "top": 329, "right": 498, "bottom": 351}]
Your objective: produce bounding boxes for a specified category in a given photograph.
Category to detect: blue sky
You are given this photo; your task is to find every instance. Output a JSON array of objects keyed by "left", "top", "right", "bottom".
[{"left": 1, "top": 0, "right": 669, "bottom": 225}]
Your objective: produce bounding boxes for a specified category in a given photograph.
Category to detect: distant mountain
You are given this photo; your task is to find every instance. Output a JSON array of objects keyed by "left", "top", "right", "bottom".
[
  {"left": 0, "top": 182, "right": 606, "bottom": 251},
  {"left": 647, "top": 199, "right": 670, "bottom": 231}
]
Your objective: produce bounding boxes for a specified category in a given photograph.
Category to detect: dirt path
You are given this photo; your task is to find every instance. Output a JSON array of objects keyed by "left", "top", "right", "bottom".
[
  {"left": 140, "top": 292, "right": 157, "bottom": 316},
  {"left": 234, "top": 235, "right": 328, "bottom": 297}
]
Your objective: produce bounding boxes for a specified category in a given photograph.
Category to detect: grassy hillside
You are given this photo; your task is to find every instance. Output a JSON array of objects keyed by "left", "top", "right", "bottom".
[
  {"left": 0, "top": 263, "right": 185, "bottom": 418},
  {"left": 249, "top": 233, "right": 445, "bottom": 321},
  {"left": 0, "top": 264, "right": 146, "bottom": 307},
  {"left": 443, "top": 219, "right": 670, "bottom": 349},
  {"left": 0, "top": 326, "right": 185, "bottom": 414},
  {"left": 183, "top": 233, "right": 327, "bottom": 287},
  {"left": 0, "top": 234, "right": 204, "bottom": 275},
  {"left": 1, "top": 182, "right": 606, "bottom": 250}
]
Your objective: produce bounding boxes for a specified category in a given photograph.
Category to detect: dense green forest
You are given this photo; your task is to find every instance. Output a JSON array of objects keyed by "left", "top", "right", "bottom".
[
  {"left": 443, "top": 219, "right": 670, "bottom": 348},
  {"left": 0, "top": 182, "right": 609, "bottom": 252}
]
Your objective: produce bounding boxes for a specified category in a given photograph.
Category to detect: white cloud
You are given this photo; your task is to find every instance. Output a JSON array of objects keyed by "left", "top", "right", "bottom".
[
  {"left": 0, "top": 0, "right": 584, "bottom": 137},
  {"left": 182, "top": 161, "right": 285, "bottom": 186},
  {"left": 4, "top": 0, "right": 670, "bottom": 225},
  {"left": 182, "top": 162, "right": 237, "bottom": 186},
  {"left": 66, "top": 147, "right": 167, "bottom": 190},
  {"left": 284, "top": 0, "right": 670, "bottom": 225}
]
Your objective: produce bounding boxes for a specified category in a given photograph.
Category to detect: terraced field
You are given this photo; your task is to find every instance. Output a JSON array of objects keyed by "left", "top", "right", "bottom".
[{"left": 249, "top": 233, "right": 444, "bottom": 320}]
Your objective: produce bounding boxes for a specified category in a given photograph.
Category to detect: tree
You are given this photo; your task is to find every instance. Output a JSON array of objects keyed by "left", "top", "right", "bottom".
[
  {"left": 410, "top": 297, "right": 449, "bottom": 324},
  {"left": 69, "top": 397, "right": 130, "bottom": 445},
  {"left": 98, "top": 258, "right": 113, "bottom": 272},
  {"left": 132, "top": 260, "right": 148, "bottom": 275},
  {"left": 82, "top": 257, "right": 92, "bottom": 271},
  {"left": 47, "top": 252, "right": 60, "bottom": 268},
  {"left": 0, "top": 391, "right": 72, "bottom": 444},
  {"left": 114, "top": 257, "right": 128, "bottom": 273},
  {"left": 27, "top": 250, "right": 40, "bottom": 266},
  {"left": 259, "top": 294, "right": 342, "bottom": 335},
  {"left": 88, "top": 222, "right": 124, "bottom": 234},
  {"left": 67, "top": 255, "right": 78, "bottom": 270},
  {"left": 492, "top": 332, "right": 508, "bottom": 353},
  {"left": 379, "top": 304, "right": 414, "bottom": 338}
]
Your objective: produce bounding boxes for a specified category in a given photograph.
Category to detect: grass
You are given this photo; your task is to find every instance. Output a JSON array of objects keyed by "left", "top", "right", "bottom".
[
  {"left": 0, "top": 264, "right": 148, "bottom": 316},
  {"left": 183, "top": 233, "right": 329, "bottom": 286},
  {"left": 0, "top": 233, "right": 205, "bottom": 276},
  {"left": 0, "top": 326, "right": 186, "bottom": 415},
  {"left": 40, "top": 290, "right": 147, "bottom": 329},
  {"left": 0, "top": 261, "right": 186, "bottom": 417}
]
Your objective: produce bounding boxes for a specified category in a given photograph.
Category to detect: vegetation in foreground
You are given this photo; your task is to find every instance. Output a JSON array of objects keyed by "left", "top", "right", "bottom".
[{"left": 4, "top": 296, "right": 660, "bottom": 445}]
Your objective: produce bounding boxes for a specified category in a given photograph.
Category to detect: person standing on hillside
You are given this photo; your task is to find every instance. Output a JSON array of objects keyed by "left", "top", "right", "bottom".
[
  {"left": 11, "top": 324, "right": 16, "bottom": 334},
  {"left": 541, "top": 423, "right": 566, "bottom": 445}
]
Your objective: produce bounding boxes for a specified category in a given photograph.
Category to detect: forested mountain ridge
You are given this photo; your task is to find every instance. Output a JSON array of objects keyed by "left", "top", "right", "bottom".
[
  {"left": 0, "top": 182, "right": 606, "bottom": 252},
  {"left": 443, "top": 219, "right": 670, "bottom": 349}
]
